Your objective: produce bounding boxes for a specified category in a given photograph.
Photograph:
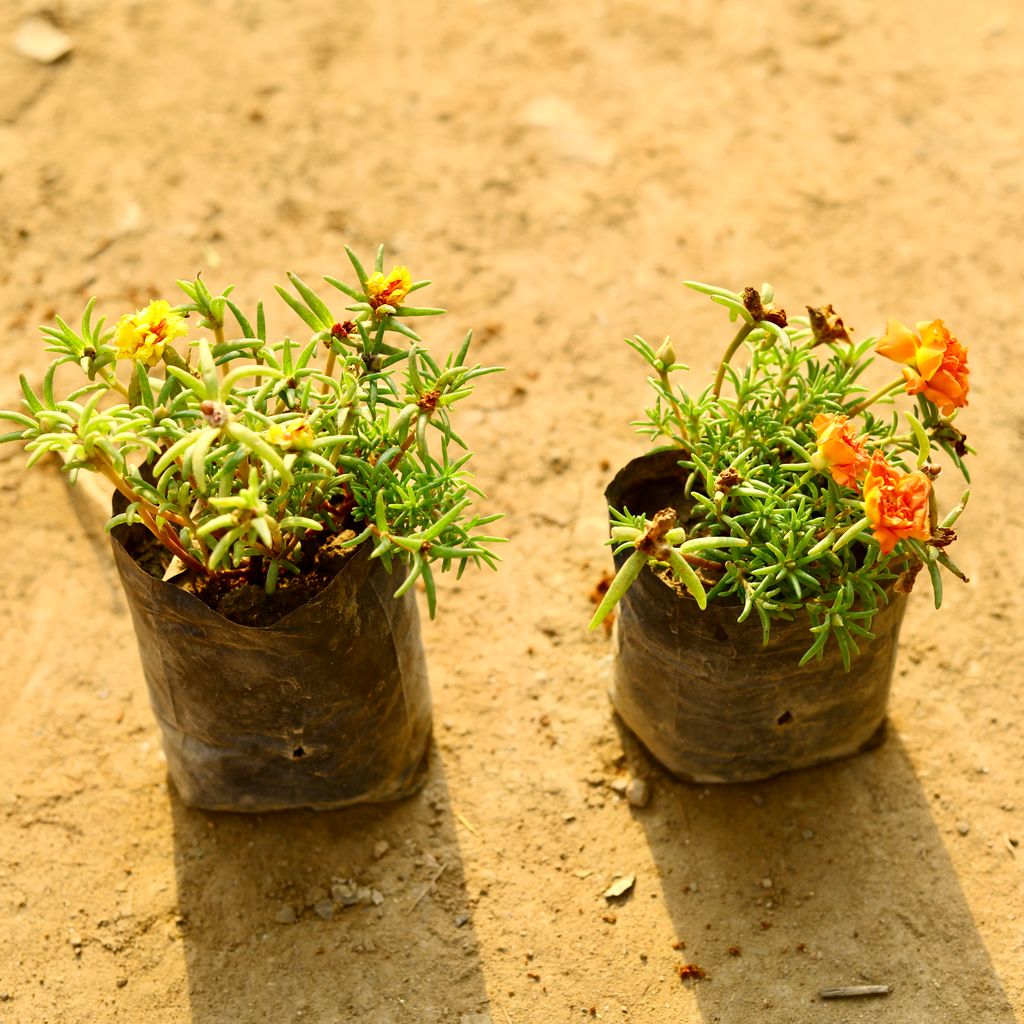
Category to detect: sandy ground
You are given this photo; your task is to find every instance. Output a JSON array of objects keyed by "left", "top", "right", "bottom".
[{"left": 0, "top": 1, "right": 1022, "bottom": 1021}]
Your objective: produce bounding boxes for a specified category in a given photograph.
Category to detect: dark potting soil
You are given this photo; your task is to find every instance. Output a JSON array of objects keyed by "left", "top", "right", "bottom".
[{"left": 120, "top": 528, "right": 358, "bottom": 627}]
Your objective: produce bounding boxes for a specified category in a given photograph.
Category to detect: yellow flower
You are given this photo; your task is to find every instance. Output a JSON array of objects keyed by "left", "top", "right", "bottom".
[
  {"left": 114, "top": 300, "right": 188, "bottom": 366},
  {"left": 365, "top": 266, "right": 412, "bottom": 314},
  {"left": 264, "top": 419, "right": 315, "bottom": 450}
]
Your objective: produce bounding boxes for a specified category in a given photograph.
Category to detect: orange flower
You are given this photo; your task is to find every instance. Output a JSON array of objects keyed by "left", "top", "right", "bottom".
[
  {"left": 875, "top": 319, "right": 969, "bottom": 415},
  {"left": 862, "top": 453, "right": 931, "bottom": 554},
  {"left": 811, "top": 413, "right": 869, "bottom": 488}
]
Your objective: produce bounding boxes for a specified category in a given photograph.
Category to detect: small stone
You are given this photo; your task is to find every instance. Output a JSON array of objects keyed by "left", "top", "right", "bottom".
[
  {"left": 760, "top": 877, "right": 773, "bottom": 889},
  {"left": 604, "top": 874, "right": 636, "bottom": 899},
  {"left": 356, "top": 886, "right": 372, "bottom": 904},
  {"left": 13, "top": 16, "right": 73, "bottom": 64},
  {"left": 454, "top": 913, "right": 470, "bottom": 928},
  {"left": 331, "top": 880, "right": 357, "bottom": 906},
  {"left": 625, "top": 778, "right": 650, "bottom": 808},
  {"left": 609, "top": 778, "right": 629, "bottom": 795},
  {"left": 956, "top": 821, "right": 970, "bottom": 836},
  {"left": 373, "top": 840, "right": 390, "bottom": 860},
  {"left": 305, "top": 886, "right": 327, "bottom": 907},
  {"left": 116, "top": 978, "right": 127, "bottom": 989},
  {"left": 802, "top": 828, "right": 815, "bottom": 840},
  {"left": 314, "top": 899, "right": 334, "bottom": 920},
  {"left": 274, "top": 905, "right": 297, "bottom": 925},
  {"left": 370, "top": 889, "right": 385, "bottom": 906}
]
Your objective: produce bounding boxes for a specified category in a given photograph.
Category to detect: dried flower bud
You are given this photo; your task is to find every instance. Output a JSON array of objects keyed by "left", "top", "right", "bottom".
[
  {"left": 635, "top": 508, "right": 677, "bottom": 561},
  {"left": 806, "top": 304, "right": 851, "bottom": 346},
  {"left": 742, "top": 287, "right": 787, "bottom": 328},
  {"left": 715, "top": 467, "right": 742, "bottom": 493},
  {"left": 199, "top": 400, "right": 229, "bottom": 428}
]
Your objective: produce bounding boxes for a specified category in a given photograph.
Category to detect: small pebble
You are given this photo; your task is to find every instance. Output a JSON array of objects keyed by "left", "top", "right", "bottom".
[
  {"left": 802, "top": 828, "right": 815, "bottom": 839},
  {"left": 116, "top": 978, "right": 127, "bottom": 989},
  {"left": 609, "top": 778, "right": 628, "bottom": 795},
  {"left": 274, "top": 905, "right": 297, "bottom": 925},
  {"left": 455, "top": 913, "right": 470, "bottom": 928},
  {"left": 625, "top": 777, "right": 650, "bottom": 808},
  {"left": 13, "top": 16, "right": 73, "bottom": 64},
  {"left": 760, "top": 877, "right": 773, "bottom": 889},
  {"left": 314, "top": 899, "right": 334, "bottom": 920},
  {"left": 305, "top": 885, "right": 327, "bottom": 907},
  {"left": 373, "top": 840, "right": 390, "bottom": 860},
  {"left": 956, "top": 821, "right": 970, "bottom": 836}
]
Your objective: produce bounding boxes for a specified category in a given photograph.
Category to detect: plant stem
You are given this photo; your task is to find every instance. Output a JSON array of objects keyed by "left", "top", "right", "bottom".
[
  {"left": 658, "top": 368, "right": 688, "bottom": 443},
  {"left": 320, "top": 348, "right": 337, "bottom": 396},
  {"left": 91, "top": 455, "right": 207, "bottom": 573},
  {"left": 712, "top": 323, "right": 755, "bottom": 400},
  {"left": 847, "top": 377, "right": 904, "bottom": 416},
  {"left": 101, "top": 369, "right": 130, "bottom": 399}
]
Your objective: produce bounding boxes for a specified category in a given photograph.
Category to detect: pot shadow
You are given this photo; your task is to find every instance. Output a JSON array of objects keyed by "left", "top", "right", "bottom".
[
  {"left": 170, "top": 746, "right": 490, "bottom": 1024},
  {"left": 614, "top": 719, "right": 1017, "bottom": 1022}
]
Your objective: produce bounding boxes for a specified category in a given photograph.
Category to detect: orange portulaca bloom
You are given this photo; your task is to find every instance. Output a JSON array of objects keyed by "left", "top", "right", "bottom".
[
  {"left": 811, "top": 413, "right": 869, "bottom": 488},
  {"left": 862, "top": 452, "right": 931, "bottom": 555},
  {"left": 875, "top": 319, "right": 969, "bottom": 416}
]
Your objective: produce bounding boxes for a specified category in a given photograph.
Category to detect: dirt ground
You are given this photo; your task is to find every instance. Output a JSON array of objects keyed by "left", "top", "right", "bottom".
[{"left": 0, "top": 1, "right": 1022, "bottom": 1021}]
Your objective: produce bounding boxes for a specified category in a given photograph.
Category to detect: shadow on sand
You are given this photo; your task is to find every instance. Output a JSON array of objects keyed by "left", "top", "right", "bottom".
[
  {"left": 171, "top": 748, "right": 489, "bottom": 1024},
  {"left": 616, "top": 720, "right": 1017, "bottom": 1023}
]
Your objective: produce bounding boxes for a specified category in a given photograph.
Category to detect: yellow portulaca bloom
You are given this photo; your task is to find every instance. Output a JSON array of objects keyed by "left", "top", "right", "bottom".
[
  {"left": 264, "top": 418, "right": 315, "bottom": 450},
  {"left": 114, "top": 300, "right": 188, "bottom": 366},
  {"left": 365, "top": 266, "right": 412, "bottom": 313}
]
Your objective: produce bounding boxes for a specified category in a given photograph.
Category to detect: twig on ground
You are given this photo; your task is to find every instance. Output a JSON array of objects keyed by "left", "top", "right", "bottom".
[
  {"left": 456, "top": 811, "right": 480, "bottom": 837},
  {"left": 819, "top": 985, "right": 892, "bottom": 999},
  {"left": 409, "top": 861, "right": 447, "bottom": 911}
]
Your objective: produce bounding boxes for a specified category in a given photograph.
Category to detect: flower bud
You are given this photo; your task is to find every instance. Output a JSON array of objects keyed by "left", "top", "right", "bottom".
[{"left": 655, "top": 339, "right": 676, "bottom": 367}]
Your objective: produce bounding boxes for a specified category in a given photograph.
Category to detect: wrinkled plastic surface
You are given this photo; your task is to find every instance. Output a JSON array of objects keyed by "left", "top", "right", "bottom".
[
  {"left": 110, "top": 517, "right": 432, "bottom": 812},
  {"left": 606, "top": 450, "right": 907, "bottom": 784}
]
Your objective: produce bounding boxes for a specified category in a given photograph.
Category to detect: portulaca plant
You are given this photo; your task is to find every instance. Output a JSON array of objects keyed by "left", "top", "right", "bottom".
[
  {"left": 590, "top": 282, "right": 971, "bottom": 667},
  {"left": 0, "top": 247, "right": 504, "bottom": 614}
]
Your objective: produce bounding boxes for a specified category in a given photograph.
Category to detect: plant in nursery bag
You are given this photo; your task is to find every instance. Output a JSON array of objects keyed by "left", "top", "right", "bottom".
[
  {"left": 0, "top": 246, "right": 504, "bottom": 810},
  {"left": 592, "top": 282, "right": 971, "bottom": 783}
]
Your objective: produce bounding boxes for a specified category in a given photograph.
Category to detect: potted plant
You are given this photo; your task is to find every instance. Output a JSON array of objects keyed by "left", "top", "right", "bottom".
[
  {"left": 0, "top": 246, "right": 504, "bottom": 811},
  {"left": 590, "top": 282, "right": 970, "bottom": 783}
]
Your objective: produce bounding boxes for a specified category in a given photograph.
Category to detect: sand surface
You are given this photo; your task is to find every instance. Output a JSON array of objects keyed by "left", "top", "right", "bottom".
[{"left": 0, "top": 1, "right": 1021, "bottom": 1021}]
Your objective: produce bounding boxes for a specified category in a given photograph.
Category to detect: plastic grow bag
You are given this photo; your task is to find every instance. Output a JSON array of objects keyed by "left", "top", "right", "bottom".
[
  {"left": 605, "top": 450, "right": 907, "bottom": 784},
  {"left": 110, "top": 516, "right": 432, "bottom": 812}
]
